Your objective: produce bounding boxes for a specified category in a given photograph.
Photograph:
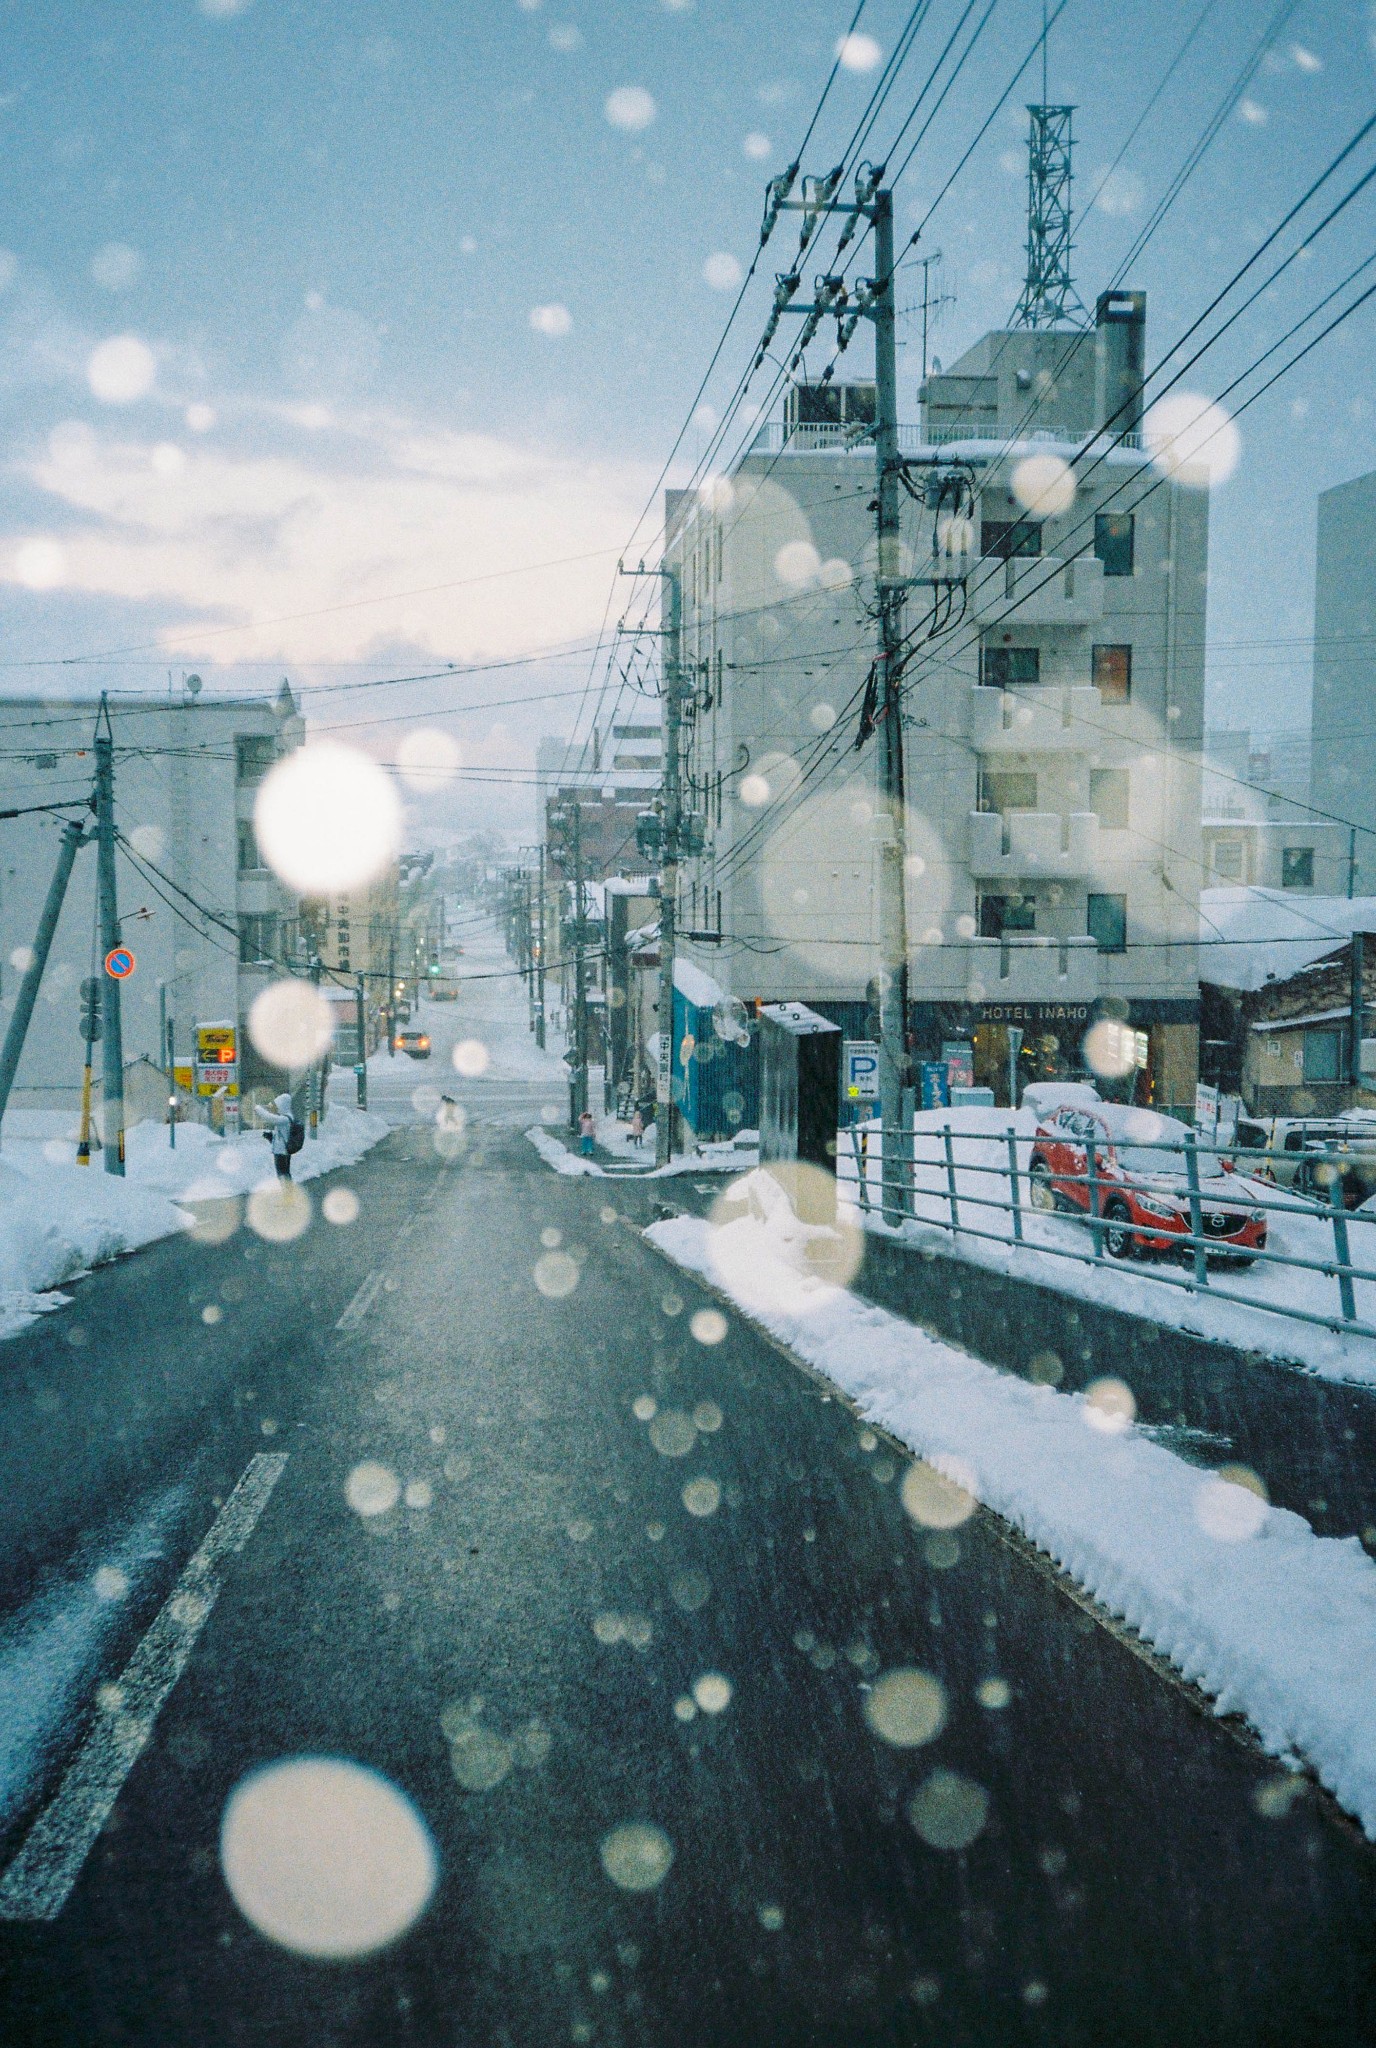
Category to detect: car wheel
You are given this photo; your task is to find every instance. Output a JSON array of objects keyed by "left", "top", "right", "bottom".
[
  {"left": 1104, "top": 1198, "right": 1136, "bottom": 1260},
  {"left": 1029, "top": 1160, "right": 1057, "bottom": 1213}
]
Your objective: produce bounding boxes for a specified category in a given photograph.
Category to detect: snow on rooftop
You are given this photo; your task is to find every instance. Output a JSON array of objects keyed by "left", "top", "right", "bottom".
[
  {"left": 673, "top": 955, "right": 727, "bottom": 1010},
  {"left": 1199, "top": 887, "right": 1376, "bottom": 992}
]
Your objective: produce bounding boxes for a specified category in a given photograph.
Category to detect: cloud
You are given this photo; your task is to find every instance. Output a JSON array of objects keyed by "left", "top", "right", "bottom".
[{"left": 8, "top": 405, "right": 651, "bottom": 668}]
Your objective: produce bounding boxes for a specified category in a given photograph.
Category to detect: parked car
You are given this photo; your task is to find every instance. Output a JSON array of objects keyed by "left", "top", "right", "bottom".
[
  {"left": 1232, "top": 1113, "right": 1376, "bottom": 1208},
  {"left": 396, "top": 1028, "right": 431, "bottom": 1059},
  {"left": 1028, "top": 1102, "right": 1266, "bottom": 1264}
]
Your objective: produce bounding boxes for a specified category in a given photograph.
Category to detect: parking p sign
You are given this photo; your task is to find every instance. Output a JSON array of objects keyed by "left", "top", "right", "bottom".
[{"left": 844, "top": 1039, "right": 880, "bottom": 1102}]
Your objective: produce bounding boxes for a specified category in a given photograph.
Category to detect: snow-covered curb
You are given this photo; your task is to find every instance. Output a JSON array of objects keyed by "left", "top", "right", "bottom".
[
  {"left": 0, "top": 1105, "right": 390, "bottom": 1342},
  {"left": 647, "top": 1195, "right": 1376, "bottom": 1837},
  {"left": 525, "top": 1126, "right": 757, "bottom": 1179}
]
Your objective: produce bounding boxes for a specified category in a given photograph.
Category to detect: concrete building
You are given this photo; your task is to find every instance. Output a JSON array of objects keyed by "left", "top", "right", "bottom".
[
  {"left": 1201, "top": 728, "right": 1348, "bottom": 893},
  {"left": 0, "top": 688, "right": 303, "bottom": 1121},
  {"left": 664, "top": 292, "right": 1208, "bottom": 1113},
  {"left": 1312, "top": 468, "right": 1376, "bottom": 892}
]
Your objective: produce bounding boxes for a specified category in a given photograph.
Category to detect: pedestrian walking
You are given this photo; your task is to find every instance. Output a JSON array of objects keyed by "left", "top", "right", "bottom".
[
  {"left": 578, "top": 1108, "right": 596, "bottom": 1159},
  {"left": 629, "top": 1107, "right": 644, "bottom": 1148},
  {"left": 255, "top": 1091, "right": 298, "bottom": 1180}
]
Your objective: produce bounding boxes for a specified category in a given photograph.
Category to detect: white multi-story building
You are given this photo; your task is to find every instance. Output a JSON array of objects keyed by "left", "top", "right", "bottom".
[
  {"left": 0, "top": 686, "right": 303, "bottom": 1119},
  {"left": 665, "top": 292, "right": 1208, "bottom": 1110}
]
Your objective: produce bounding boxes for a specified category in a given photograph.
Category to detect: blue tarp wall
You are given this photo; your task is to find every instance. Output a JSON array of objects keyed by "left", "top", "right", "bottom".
[{"left": 673, "top": 993, "right": 872, "bottom": 1143}]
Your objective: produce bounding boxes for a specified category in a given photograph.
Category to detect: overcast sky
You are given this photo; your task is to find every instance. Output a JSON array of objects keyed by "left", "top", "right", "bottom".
[{"left": 0, "top": 0, "right": 1372, "bottom": 836}]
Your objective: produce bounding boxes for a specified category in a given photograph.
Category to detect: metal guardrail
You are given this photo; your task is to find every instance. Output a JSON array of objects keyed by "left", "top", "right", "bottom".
[{"left": 842, "top": 1125, "right": 1376, "bottom": 1341}]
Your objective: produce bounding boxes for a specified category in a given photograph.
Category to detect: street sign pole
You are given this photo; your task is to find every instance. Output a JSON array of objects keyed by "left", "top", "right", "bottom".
[{"left": 95, "top": 698, "right": 126, "bottom": 1174}]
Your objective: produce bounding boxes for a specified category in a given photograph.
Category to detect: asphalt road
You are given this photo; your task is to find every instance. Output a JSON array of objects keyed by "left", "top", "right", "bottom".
[{"left": 0, "top": 1105, "right": 1373, "bottom": 2045}]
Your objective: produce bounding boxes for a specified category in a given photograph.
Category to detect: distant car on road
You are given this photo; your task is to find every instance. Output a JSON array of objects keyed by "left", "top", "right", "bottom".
[
  {"left": 1028, "top": 1102, "right": 1266, "bottom": 1264},
  {"left": 1233, "top": 1113, "right": 1376, "bottom": 1208},
  {"left": 396, "top": 1028, "right": 431, "bottom": 1059},
  {"left": 428, "top": 975, "right": 460, "bottom": 1001}
]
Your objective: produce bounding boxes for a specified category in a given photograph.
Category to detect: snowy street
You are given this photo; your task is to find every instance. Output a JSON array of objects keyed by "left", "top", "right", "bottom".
[{"left": 0, "top": 920, "right": 1374, "bottom": 2043}]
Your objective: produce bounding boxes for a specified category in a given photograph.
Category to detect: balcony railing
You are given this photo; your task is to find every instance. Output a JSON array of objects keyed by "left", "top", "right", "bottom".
[{"left": 968, "top": 808, "right": 1100, "bottom": 876}]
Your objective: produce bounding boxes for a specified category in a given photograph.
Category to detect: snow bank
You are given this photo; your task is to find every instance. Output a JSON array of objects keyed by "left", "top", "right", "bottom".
[
  {"left": 525, "top": 1123, "right": 756, "bottom": 1179},
  {"left": 0, "top": 1104, "right": 389, "bottom": 1343},
  {"left": 648, "top": 1202, "right": 1376, "bottom": 1837},
  {"left": 841, "top": 1110, "right": 1376, "bottom": 1384}
]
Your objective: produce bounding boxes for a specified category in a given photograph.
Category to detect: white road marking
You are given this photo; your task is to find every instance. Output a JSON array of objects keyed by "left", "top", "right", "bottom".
[
  {"left": 334, "top": 1270, "right": 386, "bottom": 1330},
  {"left": 0, "top": 1453, "right": 288, "bottom": 1923}
]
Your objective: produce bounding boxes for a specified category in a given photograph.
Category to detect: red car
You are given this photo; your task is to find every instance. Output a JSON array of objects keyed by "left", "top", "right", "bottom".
[{"left": 1028, "top": 1103, "right": 1266, "bottom": 1264}]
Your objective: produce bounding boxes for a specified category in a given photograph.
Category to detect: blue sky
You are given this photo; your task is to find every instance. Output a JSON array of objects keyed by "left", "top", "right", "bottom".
[{"left": 0, "top": 0, "right": 1373, "bottom": 829}]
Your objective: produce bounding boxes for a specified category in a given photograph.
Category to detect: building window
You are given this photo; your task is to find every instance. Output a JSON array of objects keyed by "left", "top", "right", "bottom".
[
  {"left": 1092, "top": 644, "right": 1132, "bottom": 703},
  {"left": 1089, "top": 768, "right": 1130, "bottom": 831},
  {"left": 1281, "top": 845, "right": 1315, "bottom": 889},
  {"left": 235, "top": 735, "right": 278, "bottom": 782},
  {"left": 978, "top": 893, "right": 1036, "bottom": 938},
  {"left": 980, "top": 518, "right": 1042, "bottom": 560},
  {"left": 977, "top": 767, "right": 1038, "bottom": 814},
  {"left": 237, "top": 821, "right": 263, "bottom": 872},
  {"left": 238, "top": 913, "right": 279, "bottom": 964},
  {"left": 980, "top": 644, "right": 1040, "bottom": 689},
  {"left": 1094, "top": 512, "right": 1135, "bottom": 577},
  {"left": 1211, "top": 841, "right": 1246, "bottom": 882},
  {"left": 1303, "top": 1027, "right": 1343, "bottom": 1083},
  {"left": 1088, "top": 892, "right": 1127, "bottom": 953}
]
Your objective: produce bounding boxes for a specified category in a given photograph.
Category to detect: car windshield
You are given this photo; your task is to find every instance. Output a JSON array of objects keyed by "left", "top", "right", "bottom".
[{"left": 3, "top": 4, "right": 1376, "bottom": 2041}]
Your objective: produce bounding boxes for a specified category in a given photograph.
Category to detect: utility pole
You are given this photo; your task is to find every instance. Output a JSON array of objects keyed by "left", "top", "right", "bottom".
[
  {"left": 159, "top": 982, "right": 177, "bottom": 1149},
  {"left": 0, "top": 815, "right": 87, "bottom": 1138},
  {"left": 387, "top": 932, "right": 397, "bottom": 1057},
  {"left": 535, "top": 843, "right": 547, "bottom": 1050},
  {"left": 308, "top": 946, "right": 321, "bottom": 1139},
  {"left": 621, "top": 558, "right": 688, "bottom": 1168},
  {"left": 656, "top": 569, "right": 683, "bottom": 1168},
  {"left": 571, "top": 801, "right": 588, "bottom": 1127},
  {"left": 355, "top": 974, "right": 368, "bottom": 1109},
  {"left": 94, "top": 702, "right": 126, "bottom": 1175},
  {"left": 767, "top": 169, "right": 913, "bottom": 1219},
  {"left": 873, "top": 186, "right": 912, "bottom": 1225}
]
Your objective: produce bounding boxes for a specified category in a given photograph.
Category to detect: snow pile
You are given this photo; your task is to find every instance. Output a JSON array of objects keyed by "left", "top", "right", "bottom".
[
  {"left": 841, "top": 1108, "right": 1376, "bottom": 1384},
  {"left": 648, "top": 1201, "right": 1376, "bottom": 1837},
  {"left": 0, "top": 1104, "right": 388, "bottom": 1342},
  {"left": 525, "top": 1120, "right": 756, "bottom": 1179}
]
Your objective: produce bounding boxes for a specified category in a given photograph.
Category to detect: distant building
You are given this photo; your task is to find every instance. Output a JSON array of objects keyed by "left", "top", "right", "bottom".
[
  {"left": 664, "top": 288, "right": 1208, "bottom": 1113},
  {"left": 0, "top": 689, "right": 303, "bottom": 1119},
  {"left": 1201, "top": 727, "right": 1347, "bottom": 893},
  {"left": 1312, "top": 468, "right": 1376, "bottom": 892}
]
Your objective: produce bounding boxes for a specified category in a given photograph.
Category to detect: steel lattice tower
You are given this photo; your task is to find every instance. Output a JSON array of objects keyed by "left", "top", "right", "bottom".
[{"left": 1013, "top": 105, "right": 1088, "bottom": 329}]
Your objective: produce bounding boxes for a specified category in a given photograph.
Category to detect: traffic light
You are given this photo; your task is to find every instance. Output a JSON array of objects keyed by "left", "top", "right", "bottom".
[{"left": 79, "top": 976, "right": 102, "bottom": 1043}]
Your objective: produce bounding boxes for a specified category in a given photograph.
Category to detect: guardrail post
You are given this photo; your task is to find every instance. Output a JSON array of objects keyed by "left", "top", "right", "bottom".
[
  {"left": 900, "top": 1084, "right": 916, "bottom": 1220},
  {"left": 1184, "top": 1130, "right": 1208, "bottom": 1288},
  {"left": 1006, "top": 1126, "right": 1023, "bottom": 1243},
  {"left": 1086, "top": 1145, "right": 1104, "bottom": 1260},
  {"left": 1329, "top": 1163, "right": 1357, "bottom": 1323},
  {"left": 943, "top": 1123, "right": 960, "bottom": 1232},
  {"left": 850, "top": 1123, "right": 871, "bottom": 1215}
]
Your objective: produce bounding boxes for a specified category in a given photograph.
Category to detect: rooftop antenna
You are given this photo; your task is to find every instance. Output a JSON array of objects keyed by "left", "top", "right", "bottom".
[{"left": 1012, "top": 0, "right": 1088, "bottom": 330}]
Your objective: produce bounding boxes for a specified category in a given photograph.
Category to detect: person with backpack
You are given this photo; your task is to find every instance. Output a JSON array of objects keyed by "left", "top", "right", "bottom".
[{"left": 255, "top": 1092, "right": 304, "bottom": 1180}]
